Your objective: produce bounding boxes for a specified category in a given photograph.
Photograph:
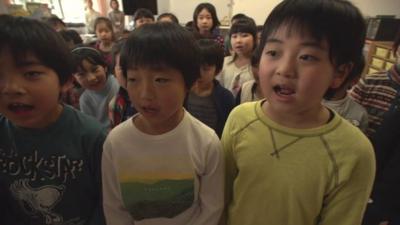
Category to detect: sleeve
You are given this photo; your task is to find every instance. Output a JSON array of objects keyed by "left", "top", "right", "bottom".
[
  {"left": 219, "top": 113, "right": 239, "bottom": 225},
  {"left": 102, "top": 137, "right": 134, "bottom": 225},
  {"left": 79, "top": 94, "right": 94, "bottom": 117},
  {"left": 192, "top": 135, "right": 225, "bottom": 225},
  {"left": 349, "top": 77, "right": 367, "bottom": 105},
  {"left": 88, "top": 130, "right": 107, "bottom": 225},
  {"left": 318, "top": 141, "right": 376, "bottom": 225}
]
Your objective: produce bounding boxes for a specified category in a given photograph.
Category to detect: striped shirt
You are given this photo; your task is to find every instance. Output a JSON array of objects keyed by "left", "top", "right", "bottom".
[{"left": 350, "top": 65, "right": 400, "bottom": 138}]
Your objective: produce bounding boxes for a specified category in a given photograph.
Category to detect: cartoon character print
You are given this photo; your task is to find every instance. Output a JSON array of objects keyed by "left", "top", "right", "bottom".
[{"left": 10, "top": 179, "right": 65, "bottom": 225}]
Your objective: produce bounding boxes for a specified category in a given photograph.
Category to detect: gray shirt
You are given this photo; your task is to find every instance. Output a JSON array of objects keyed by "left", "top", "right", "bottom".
[{"left": 187, "top": 92, "right": 218, "bottom": 131}]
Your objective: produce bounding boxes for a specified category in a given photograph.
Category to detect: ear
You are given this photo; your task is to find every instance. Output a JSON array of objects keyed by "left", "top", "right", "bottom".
[{"left": 330, "top": 63, "right": 353, "bottom": 89}]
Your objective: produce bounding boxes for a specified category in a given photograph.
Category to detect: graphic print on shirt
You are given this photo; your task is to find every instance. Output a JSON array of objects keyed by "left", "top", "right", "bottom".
[
  {"left": 10, "top": 179, "right": 65, "bottom": 224},
  {"left": 0, "top": 147, "right": 87, "bottom": 225},
  {"left": 118, "top": 155, "right": 195, "bottom": 221}
]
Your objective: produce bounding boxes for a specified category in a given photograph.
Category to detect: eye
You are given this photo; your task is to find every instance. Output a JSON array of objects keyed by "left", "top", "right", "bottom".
[
  {"left": 299, "top": 54, "right": 318, "bottom": 62},
  {"left": 155, "top": 77, "right": 169, "bottom": 83},
  {"left": 265, "top": 50, "right": 278, "bottom": 57},
  {"left": 127, "top": 77, "right": 136, "bottom": 83},
  {"left": 24, "top": 71, "right": 42, "bottom": 79}
]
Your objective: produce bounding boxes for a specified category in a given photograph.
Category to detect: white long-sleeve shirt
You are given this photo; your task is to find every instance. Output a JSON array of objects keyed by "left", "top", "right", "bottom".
[{"left": 102, "top": 111, "right": 224, "bottom": 225}]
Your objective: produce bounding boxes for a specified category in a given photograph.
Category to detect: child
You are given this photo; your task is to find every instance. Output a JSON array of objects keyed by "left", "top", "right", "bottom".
[
  {"left": 102, "top": 22, "right": 224, "bottom": 225},
  {"left": 221, "top": 1, "right": 375, "bottom": 225},
  {"left": 218, "top": 18, "right": 257, "bottom": 96},
  {"left": 133, "top": 8, "right": 155, "bottom": 29},
  {"left": 360, "top": 30, "right": 400, "bottom": 225},
  {"left": 94, "top": 17, "right": 115, "bottom": 68},
  {"left": 192, "top": 3, "right": 224, "bottom": 48},
  {"left": 185, "top": 39, "right": 235, "bottom": 138},
  {"left": 108, "top": 0, "right": 125, "bottom": 39},
  {"left": 72, "top": 46, "right": 119, "bottom": 129},
  {"left": 108, "top": 39, "right": 137, "bottom": 128},
  {"left": 85, "top": 0, "right": 100, "bottom": 34},
  {"left": 235, "top": 54, "right": 263, "bottom": 104},
  {"left": 350, "top": 31, "right": 400, "bottom": 138},
  {"left": 157, "top": 12, "right": 179, "bottom": 24},
  {"left": 0, "top": 15, "right": 105, "bottom": 225},
  {"left": 322, "top": 56, "right": 369, "bottom": 132}
]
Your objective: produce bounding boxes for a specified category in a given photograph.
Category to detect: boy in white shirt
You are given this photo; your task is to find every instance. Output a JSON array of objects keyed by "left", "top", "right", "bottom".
[{"left": 102, "top": 22, "right": 224, "bottom": 225}]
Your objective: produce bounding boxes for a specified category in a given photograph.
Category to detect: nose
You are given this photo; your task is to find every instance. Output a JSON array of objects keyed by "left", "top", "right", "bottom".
[
  {"left": 139, "top": 80, "right": 155, "bottom": 100},
  {"left": 87, "top": 73, "right": 98, "bottom": 82},
  {"left": 0, "top": 76, "right": 25, "bottom": 95},
  {"left": 276, "top": 55, "right": 296, "bottom": 78}
]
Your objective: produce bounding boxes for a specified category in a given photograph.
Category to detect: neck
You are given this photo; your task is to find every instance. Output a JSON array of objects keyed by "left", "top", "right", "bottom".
[
  {"left": 192, "top": 82, "right": 214, "bottom": 96},
  {"left": 134, "top": 109, "right": 184, "bottom": 135},
  {"left": 263, "top": 101, "right": 330, "bottom": 129}
]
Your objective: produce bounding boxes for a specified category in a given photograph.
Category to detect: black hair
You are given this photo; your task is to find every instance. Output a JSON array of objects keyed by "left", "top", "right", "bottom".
[
  {"left": 193, "top": 3, "right": 220, "bottom": 32},
  {"left": 120, "top": 22, "right": 200, "bottom": 89},
  {"left": 231, "top": 13, "right": 248, "bottom": 23},
  {"left": 157, "top": 12, "right": 179, "bottom": 24},
  {"left": 42, "top": 15, "right": 65, "bottom": 30},
  {"left": 251, "top": 52, "right": 260, "bottom": 67},
  {"left": 71, "top": 46, "right": 108, "bottom": 74},
  {"left": 59, "top": 29, "right": 83, "bottom": 46},
  {"left": 256, "top": 0, "right": 366, "bottom": 92},
  {"left": 110, "top": 0, "right": 119, "bottom": 7},
  {"left": 256, "top": 25, "right": 263, "bottom": 33},
  {"left": 0, "top": 15, "right": 73, "bottom": 85},
  {"left": 133, "top": 8, "right": 155, "bottom": 22},
  {"left": 93, "top": 17, "right": 115, "bottom": 40},
  {"left": 197, "top": 39, "right": 224, "bottom": 74},
  {"left": 229, "top": 18, "right": 258, "bottom": 63},
  {"left": 229, "top": 18, "right": 257, "bottom": 46}
]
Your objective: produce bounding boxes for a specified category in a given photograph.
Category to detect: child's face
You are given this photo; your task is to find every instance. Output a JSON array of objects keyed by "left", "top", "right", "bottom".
[
  {"left": 95, "top": 22, "right": 113, "bottom": 43},
  {"left": 231, "top": 32, "right": 254, "bottom": 56},
  {"left": 0, "top": 50, "right": 65, "bottom": 129},
  {"left": 197, "top": 64, "right": 216, "bottom": 87},
  {"left": 135, "top": 18, "right": 154, "bottom": 29},
  {"left": 196, "top": 9, "right": 213, "bottom": 34},
  {"left": 126, "top": 66, "right": 186, "bottom": 134},
  {"left": 74, "top": 59, "right": 107, "bottom": 91},
  {"left": 114, "top": 54, "right": 126, "bottom": 88},
  {"left": 111, "top": 1, "right": 119, "bottom": 10},
  {"left": 258, "top": 25, "right": 346, "bottom": 117}
]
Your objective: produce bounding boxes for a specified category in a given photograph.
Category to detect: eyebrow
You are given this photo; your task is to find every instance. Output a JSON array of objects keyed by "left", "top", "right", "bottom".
[{"left": 266, "top": 38, "right": 326, "bottom": 50}]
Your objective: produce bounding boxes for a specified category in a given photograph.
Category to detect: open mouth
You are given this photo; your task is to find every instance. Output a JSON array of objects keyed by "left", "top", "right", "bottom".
[
  {"left": 8, "top": 103, "right": 34, "bottom": 113},
  {"left": 142, "top": 106, "right": 158, "bottom": 114},
  {"left": 273, "top": 85, "right": 295, "bottom": 96}
]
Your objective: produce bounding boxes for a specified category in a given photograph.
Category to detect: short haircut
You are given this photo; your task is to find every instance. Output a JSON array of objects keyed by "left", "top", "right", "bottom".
[
  {"left": 229, "top": 18, "right": 258, "bottom": 50},
  {"left": 71, "top": 46, "right": 108, "bottom": 74},
  {"left": 109, "top": 0, "right": 119, "bottom": 7},
  {"left": 231, "top": 13, "right": 247, "bottom": 23},
  {"left": 193, "top": 3, "right": 220, "bottom": 32},
  {"left": 257, "top": 0, "right": 366, "bottom": 80},
  {"left": 120, "top": 22, "right": 200, "bottom": 89},
  {"left": 133, "top": 8, "right": 155, "bottom": 22},
  {"left": 94, "top": 17, "right": 115, "bottom": 40},
  {"left": 157, "top": 12, "right": 179, "bottom": 24},
  {"left": 59, "top": 29, "right": 83, "bottom": 46},
  {"left": 43, "top": 15, "right": 65, "bottom": 29},
  {"left": 197, "top": 39, "right": 224, "bottom": 74},
  {"left": 0, "top": 15, "right": 73, "bottom": 85}
]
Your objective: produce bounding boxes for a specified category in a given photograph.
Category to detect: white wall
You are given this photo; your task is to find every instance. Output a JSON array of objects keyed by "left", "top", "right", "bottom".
[{"left": 157, "top": 0, "right": 170, "bottom": 15}]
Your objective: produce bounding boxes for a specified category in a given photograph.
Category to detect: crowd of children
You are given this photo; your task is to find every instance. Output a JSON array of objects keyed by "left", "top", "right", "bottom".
[{"left": 1, "top": 0, "right": 399, "bottom": 224}]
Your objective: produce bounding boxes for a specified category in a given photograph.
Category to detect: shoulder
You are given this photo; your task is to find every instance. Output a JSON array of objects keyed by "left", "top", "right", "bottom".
[
  {"left": 214, "top": 81, "right": 234, "bottom": 98},
  {"left": 225, "top": 101, "right": 260, "bottom": 135},
  {"left": 64, "top": 105, "right": 106, "bottom": 138},
  {"left": 185, "top": 112, "right": 220, "bottom": 143}
]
